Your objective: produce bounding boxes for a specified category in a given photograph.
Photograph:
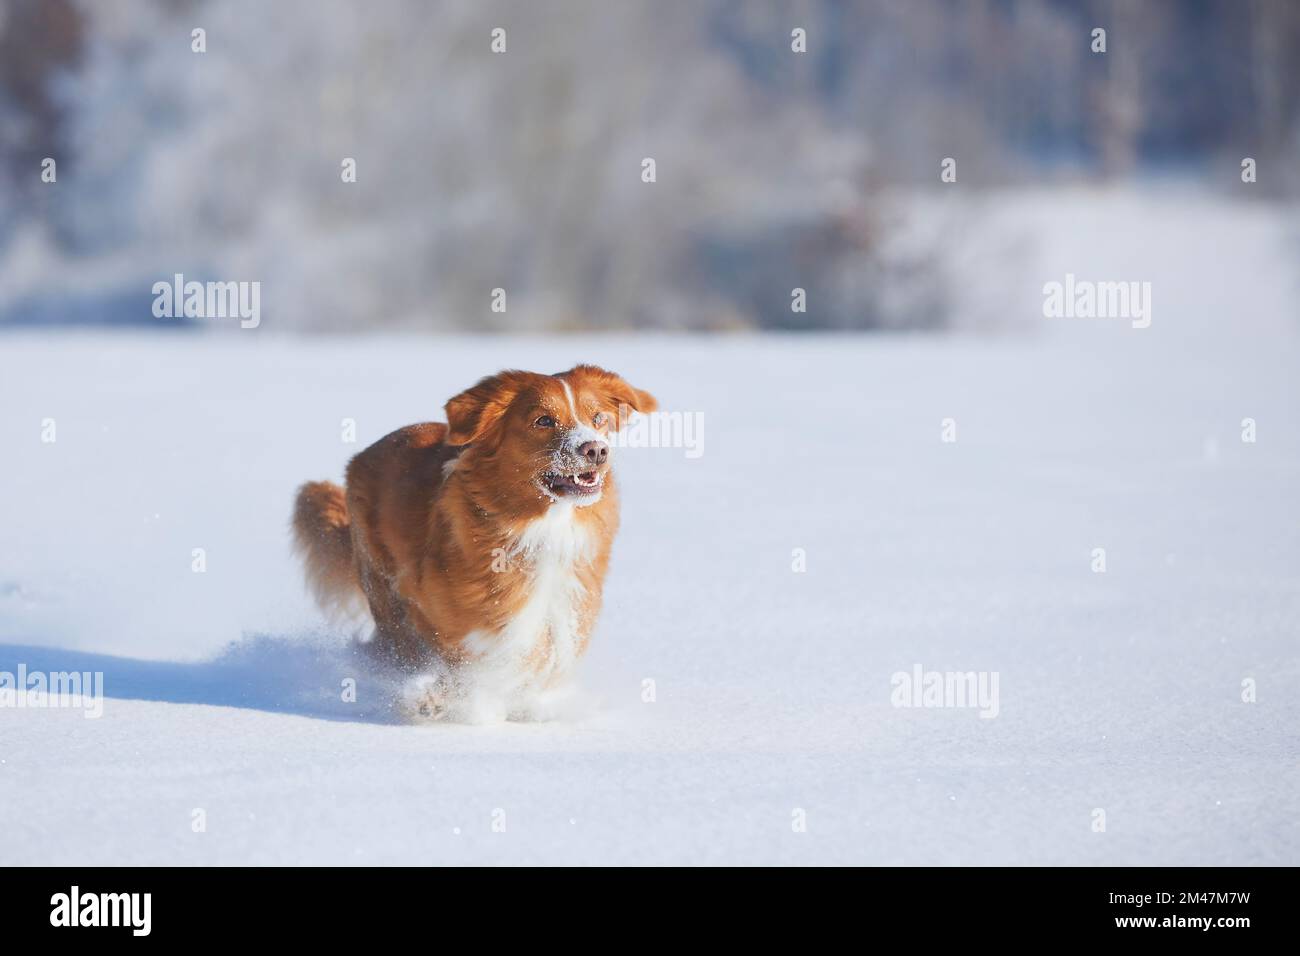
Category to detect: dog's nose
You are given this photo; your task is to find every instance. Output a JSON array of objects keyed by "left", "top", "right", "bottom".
[{"left": 578, "top": 440, "right": 608, "bottom": 465}]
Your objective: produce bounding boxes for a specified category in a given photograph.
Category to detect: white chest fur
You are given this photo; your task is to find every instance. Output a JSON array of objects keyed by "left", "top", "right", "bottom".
[{"left": 463, "top": 503, "right": 593, "bottom": 688}]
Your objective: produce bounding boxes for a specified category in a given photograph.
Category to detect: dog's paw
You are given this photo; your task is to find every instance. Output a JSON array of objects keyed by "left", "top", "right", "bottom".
[{"left": 398, "top": 673, "right": 452, "bottom": 722}]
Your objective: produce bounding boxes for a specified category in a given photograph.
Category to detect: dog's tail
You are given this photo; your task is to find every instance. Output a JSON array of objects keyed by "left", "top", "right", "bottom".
[{"left": 292, "top": 481, "right": 364, "bottom": 617}]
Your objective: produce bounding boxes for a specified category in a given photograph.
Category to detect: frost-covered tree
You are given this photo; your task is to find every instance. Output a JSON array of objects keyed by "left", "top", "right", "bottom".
[{"left": 30, "top": 0, "right": 878, "bottom": 331}]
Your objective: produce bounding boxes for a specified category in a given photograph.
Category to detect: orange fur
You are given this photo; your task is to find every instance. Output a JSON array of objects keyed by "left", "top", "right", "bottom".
[
  {"left": 291, "top": 480, "right": 361, "bottom": 617},
  {"left": 291, "top": 365, "right": 657, "bottom": 716}
]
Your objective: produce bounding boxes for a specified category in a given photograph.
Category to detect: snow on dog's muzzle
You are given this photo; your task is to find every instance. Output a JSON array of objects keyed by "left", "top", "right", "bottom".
[{"left": 542, "top": 433, "right": 610, "bottom": 499}]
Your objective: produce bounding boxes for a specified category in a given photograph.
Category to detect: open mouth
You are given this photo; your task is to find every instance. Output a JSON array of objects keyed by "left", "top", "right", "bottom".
[{"left": 541, "top": 470, "right": 604, "bottom": 497}]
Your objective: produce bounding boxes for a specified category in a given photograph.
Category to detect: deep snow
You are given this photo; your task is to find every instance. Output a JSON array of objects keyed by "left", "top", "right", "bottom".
[{"left": 1, "top": 189, "right": 1298, "bottom": 865}]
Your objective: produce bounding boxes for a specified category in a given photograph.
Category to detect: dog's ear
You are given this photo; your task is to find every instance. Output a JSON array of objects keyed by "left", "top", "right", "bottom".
[
  {"left": 445, "top": 371, "right": 531, "bottom": 445},
  {"left": 561, "top": 365, "right": 658, "bottom": 420}
]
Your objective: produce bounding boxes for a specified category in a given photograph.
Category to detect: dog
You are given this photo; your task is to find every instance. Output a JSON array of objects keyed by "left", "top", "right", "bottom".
[{"left": 292, "top": 365, "right": 656, "bottom": 721}]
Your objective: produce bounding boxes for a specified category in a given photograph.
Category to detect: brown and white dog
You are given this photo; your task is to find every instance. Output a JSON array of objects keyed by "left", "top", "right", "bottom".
[{"left": 292, "top": 365, "right": 656, "bottom": 721}]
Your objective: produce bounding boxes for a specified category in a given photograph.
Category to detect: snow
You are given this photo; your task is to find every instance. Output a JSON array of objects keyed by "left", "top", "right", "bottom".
[{"left": 1, "top": 188, "right": 1298, "bottom": 864}]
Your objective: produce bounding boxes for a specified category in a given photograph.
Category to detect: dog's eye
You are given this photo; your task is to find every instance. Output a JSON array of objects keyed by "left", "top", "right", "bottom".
[
  {"left": 534, "top": 415, "right": 558, "bottom": 428},
  {"left": 593, "top": 412, "right": 607, "bottom": 428}
]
